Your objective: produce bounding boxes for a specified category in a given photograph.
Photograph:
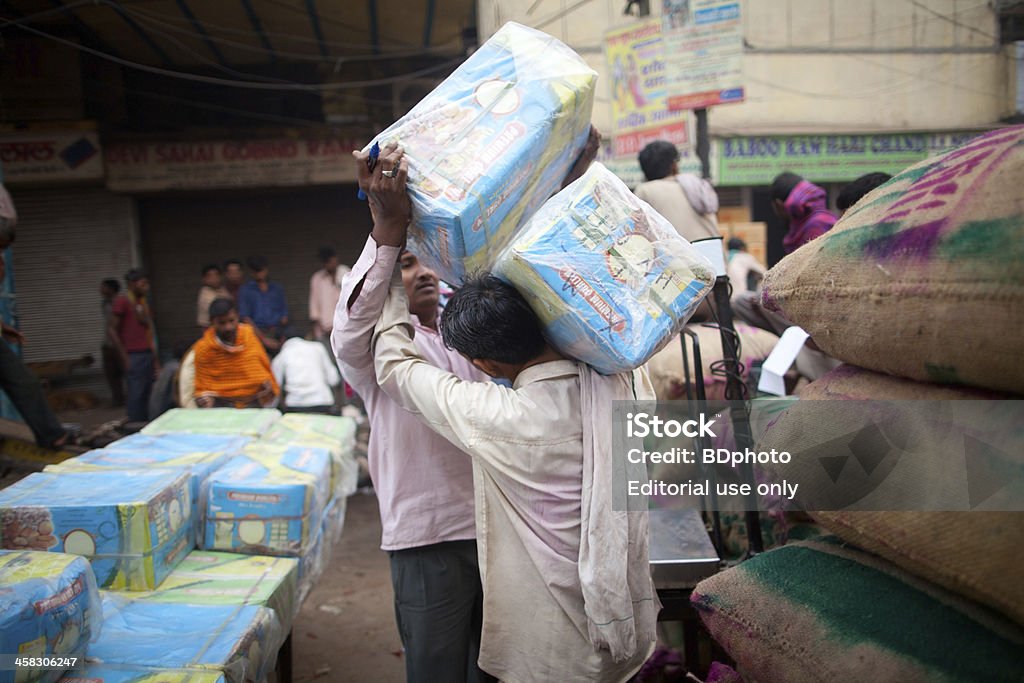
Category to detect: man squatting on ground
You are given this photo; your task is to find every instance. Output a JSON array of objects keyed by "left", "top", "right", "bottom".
[{"left": 336, "top": 143, "right": 658, "bottom": 682}]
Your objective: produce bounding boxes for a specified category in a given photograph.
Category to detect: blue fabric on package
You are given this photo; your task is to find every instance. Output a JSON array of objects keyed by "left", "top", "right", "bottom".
[
  {"left": 495, "top": 163, "right": 716, "bottom": 374},
  {"left": 86, "top": 597, "right": 282, "bottom": 683},
  {"left": 366, "top": 22, "right": 596, "bottom": 284}
]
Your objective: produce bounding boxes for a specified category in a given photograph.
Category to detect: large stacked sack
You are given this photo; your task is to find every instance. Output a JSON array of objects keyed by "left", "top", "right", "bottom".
[
  {"left": 760, "top": 125, "right": 1024, "bottom": 394},
  {"left": 142, "top": 409, "right": 280, "bottom": 438},
  {"left": 756, "top": 364, "right": 1024, "bottom": 628},
  {"left": 1, "top": 551, "right": 102, "bottom": 683},
  {"left": 691, "top": 537, "right": 1024, "bottom": 682},
  {"left": 0, "top": 470, "right": 193, "bottom": 590},
  {"left": 85, "top": 597, "right": 282, "bottom": 683},
  {"left": 367, "top": 21, "right": 596, "bottom": 284},
  {"left": 495, "top": 163, "right": 716, "bottom": 374}
]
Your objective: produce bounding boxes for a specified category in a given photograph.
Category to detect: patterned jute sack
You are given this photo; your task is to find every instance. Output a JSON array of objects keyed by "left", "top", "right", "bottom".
[
  {"left": 791, "top": 364, "right": 1024, "bottom": 626},
  {"left": 760, "top": 126, "right": 1024, "bottom": 394},
  {"left": 692, "top": 538, "right": 1024, "bottom": 683}
]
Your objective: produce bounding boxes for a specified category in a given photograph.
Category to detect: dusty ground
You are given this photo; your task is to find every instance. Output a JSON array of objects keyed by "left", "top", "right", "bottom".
[{"left": 292, "top": 492, "right": 406, "bottom": 683}]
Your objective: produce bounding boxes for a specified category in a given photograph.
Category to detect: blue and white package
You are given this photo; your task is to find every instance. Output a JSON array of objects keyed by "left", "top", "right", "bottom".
[
  {"left": 0, "top": 551, "right": 102, "bottom": 683},
  {"left": 105, "top": 433, "right": 250, "bottom": 455},
  {"left": 367, "top": 22, "right": 596, "bottom": 284},
  {"left": 86, "top": 598, "right": 282, "bottom": 683},
  {"left": 495, "top": 163, "right": 716, "bottom": 374},
  {"left": 0, "top": 470, "right": 193, "bottom": 591},
  {"left": 203, "top": 445, "right": 331, "bottom": 557},
  {"left": 46, "top": 449, "right": 232, "bottom": 545},
  {"left": 142, "top": 409, "right": 280, "bottom": 438}
]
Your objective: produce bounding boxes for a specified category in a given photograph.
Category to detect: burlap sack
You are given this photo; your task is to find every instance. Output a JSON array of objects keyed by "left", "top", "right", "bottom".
[
  {"left": 692, "top": 538, "right": 1024, "bottom": 683},
  {"left": 761, "top": 126, "right": 1024, "bottom": 394},
  {"left": 771, "top": 364, "right": 1024, "bottom": 625}
]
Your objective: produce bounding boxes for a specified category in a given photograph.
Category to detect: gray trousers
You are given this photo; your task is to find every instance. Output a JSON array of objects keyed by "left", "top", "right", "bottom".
[{"left": 388, "top": 540, "right": 496, "bottom": 683}]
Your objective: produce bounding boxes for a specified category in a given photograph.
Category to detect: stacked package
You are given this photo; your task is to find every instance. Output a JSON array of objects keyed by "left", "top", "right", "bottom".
[
  {"left": 0, "top": 470, "right": 192, "bottom": 590},
  {"left": 105, "top": 433, "right": 251, "bottom": 455},
  {"left": 46, "top": 449, "right": 233, "bottom": 544},
  {"left": 366, "top": 21, "right": 597, "bottom": 284},
  {"left": 495, "top": 163, "right": 716, "bottom": 374},
  {"left": 142, "top": 409, "right": 280, "bottom": 438},
  {"left": 260, "top": 414, "right": 358, "bottom": 499},
  {"left": 86, "top": 597, "right": 282, "bottom": 683},
  {"left": 60, "top": 669, "right": 225, "bottom": 683},
  {"left": 128, "top": 550, "right": 299, "bottom": 632},
  {"left": 203, "top": 444, "right": 331, "bottom": 558},
  {"left": 1, "top": 551, "right": 102, "bottom": 683}
]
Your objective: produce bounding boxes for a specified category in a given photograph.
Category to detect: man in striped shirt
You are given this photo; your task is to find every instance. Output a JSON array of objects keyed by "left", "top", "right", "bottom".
[{"left": 193, "top": 297, "right": 279, "bottom": 409}]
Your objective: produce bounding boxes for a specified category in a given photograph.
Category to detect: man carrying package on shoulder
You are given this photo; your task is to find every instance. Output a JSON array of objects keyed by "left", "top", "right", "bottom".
[{"left": 350, "top": 144, "right": 658, "bottom": 682}]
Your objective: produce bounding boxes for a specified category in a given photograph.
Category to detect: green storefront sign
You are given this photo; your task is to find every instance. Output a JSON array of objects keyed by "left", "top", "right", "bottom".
[{"left": 716, "top": 131, "right": 984, "bottom": 186}]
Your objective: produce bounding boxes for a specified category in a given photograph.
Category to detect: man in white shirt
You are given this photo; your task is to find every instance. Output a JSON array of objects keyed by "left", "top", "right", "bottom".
[
  {"left": 358, "top": 145, "right": 658, "bottom": 682},
  {"left": 633, "top": 140, "right": 720, "bottom": 243},
  {"left": 272, "top": 331, "right": 341, "bottom": 413}
]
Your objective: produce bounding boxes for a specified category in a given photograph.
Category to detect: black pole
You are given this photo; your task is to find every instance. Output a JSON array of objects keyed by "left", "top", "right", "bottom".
[{"left": 695, "top": 107, "right": 710, "bottom": 179}]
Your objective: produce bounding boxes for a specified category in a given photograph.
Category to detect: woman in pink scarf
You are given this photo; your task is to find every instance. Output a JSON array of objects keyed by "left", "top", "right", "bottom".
[{"left": 771, "top": 172, "right": 838, "bottom": 254}]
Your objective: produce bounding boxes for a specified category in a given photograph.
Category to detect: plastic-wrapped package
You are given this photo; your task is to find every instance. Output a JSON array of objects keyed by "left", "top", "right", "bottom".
[
  {"left": 46, "top": 450, "right": 232, "bottom": 545},
  {"left": 105, "top": 433, "right": 250, "bottom": 455},
  {"left": 295, "top": 496, "right": 342, "bottom": 606},
  {"left": 128, "top": 551, "right": 299, "bottom": 632},
  {"left": 494, "top": 163, "right": 716, "bottom": 375},
  {"left": 0, "top": 471, "right": 192, "bottom": 590},
  {"left": 0, "top": 551, "right": 102, "bottom": 683},
  {"left": 203, "top": 445, "right": 331, "bottom": 557},
  {"left": 86, "top": 597, "right": 282, "bottom": 683},
  {"left": 260, "top": 416, "right": 358, "bottom": 498},
  {"left": 366, "top": 21, "right": 597, "bottom": 284},
  {"left": 59, "top": 668, "right": 225, "bottom": 683},
  {"left": 142, "top": 409, "right": 280, "bottom": 438}
]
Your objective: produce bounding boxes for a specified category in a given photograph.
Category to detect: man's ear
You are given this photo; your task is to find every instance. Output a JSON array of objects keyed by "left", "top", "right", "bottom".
[{"left": 471, "top": 358, "right": 503, "bottom": 379}]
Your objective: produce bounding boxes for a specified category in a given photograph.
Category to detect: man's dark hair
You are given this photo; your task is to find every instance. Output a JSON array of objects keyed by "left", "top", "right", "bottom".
[
  {"left": 201, "top": 263, "right": 221, "bottom": 277},
  {"left": 727, "top": 237, "right": 746, "bottom": 251},
  {"left": 102, "top": 278, "right": 121, "bottom": 293},
  {"left": 770, "top": 172, "right": 803, "bottom": 203},
  {"left": 246, "top": 255, "right": 268, "bottom": 272},
  {"left": 224, "top": 258, "right": 243, "bottom": 270},
  {"left": 440, "top": 274, "right": 546, "bottom": 365},
  {"left": 125, "top": 268, "right": 147, "bottom": 283},
  {"left": 638, "top": 140, "right": 680, "bottom": 182},
  {"left": 208, "top": 297, "right": 236, "bottom": 320},
  {"left": 318, "top": 246, "right": 336, "bottom": 263},
  {"left": 836, "top": 172, "right": 892, "bottom": 212}
]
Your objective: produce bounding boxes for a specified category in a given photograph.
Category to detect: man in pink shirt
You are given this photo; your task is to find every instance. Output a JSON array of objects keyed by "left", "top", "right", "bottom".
[{"left": 332, "top": 228, "right": 489, "bottom": 681}]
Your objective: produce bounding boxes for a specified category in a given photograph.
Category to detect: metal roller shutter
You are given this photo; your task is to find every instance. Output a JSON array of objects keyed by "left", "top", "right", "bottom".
[
  {"left": 140, "top": 185, "right": 371, "bottom": 353},
  {"left": 10, "top": 188, "right": 139, "bottom": 368}
]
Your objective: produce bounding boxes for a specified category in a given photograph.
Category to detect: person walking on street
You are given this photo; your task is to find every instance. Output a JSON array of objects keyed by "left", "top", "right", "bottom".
[
  {"left": 309, "top": 246, "right": 345, "bottom": 344},
  {"left": 100, "top": 278, "right": 125, "bottom": 406},
  {"left": 109, "top": 269, "right": 160, "bottom": 423},
  {"left": 239, "top": 255, "right": 289, "bottom": 353},
  {"left": 196, "top": 264, "right": 230, "bottom": 328}
]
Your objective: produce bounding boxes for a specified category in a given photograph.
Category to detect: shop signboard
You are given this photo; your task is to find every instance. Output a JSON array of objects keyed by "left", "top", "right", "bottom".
[
  {"left": 662, "top": 0, "right": 745, "bottom": 111},
  {"left": 105, "top": 137, "right": 363, "bottom": 192},
  {"left": 0, "top": 131, "right": 103, "bottom": 185},
  {"left": 716, "top": 131, "right": 986, "bottom": 186},
  {"left": 605, "top": 20, "right": 690, "bottom": 158}
]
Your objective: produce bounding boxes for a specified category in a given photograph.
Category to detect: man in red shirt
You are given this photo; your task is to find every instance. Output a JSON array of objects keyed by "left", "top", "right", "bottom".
[{"left": 108, "top": 269, "right": 160, "bottom": 422}]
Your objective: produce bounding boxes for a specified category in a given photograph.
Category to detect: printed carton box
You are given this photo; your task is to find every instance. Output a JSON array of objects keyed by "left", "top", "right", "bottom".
[
  {"left": 203, "top": 446, "right": 330, "bottom": 557},
  {"left": 142, "top": 409, "right": 280, "bottom": 438},
  {"left": 0, "top": 470, "right": 193, "bottom": 591}
]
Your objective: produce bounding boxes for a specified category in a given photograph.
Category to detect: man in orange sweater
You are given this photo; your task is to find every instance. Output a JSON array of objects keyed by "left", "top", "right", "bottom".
[{"left": 193, "top": 297, "right": 279, "bottom": 408}]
